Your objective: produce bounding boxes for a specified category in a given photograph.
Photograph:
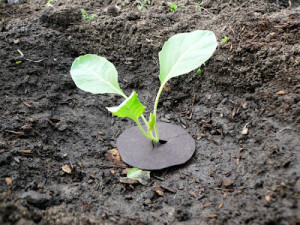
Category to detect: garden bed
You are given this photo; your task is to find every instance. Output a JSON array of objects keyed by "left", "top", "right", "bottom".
[{"left": 0, "top": 0, "right": 299, "bottom": 224}]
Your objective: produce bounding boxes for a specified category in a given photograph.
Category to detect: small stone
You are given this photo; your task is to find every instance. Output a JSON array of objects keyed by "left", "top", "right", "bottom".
[
  {"left": 20, "top": 191, "right": 51, "bottom": 207},
  {"left": 223, "top": 178, "right": 233, "bottom": 188},
  {"left": 106, "top": 6, "right": 120, "bottom": 17},
  {"left": 127, "top": 12, "right": 140, "bottom": 21},
  {"left": 125, "top": 195, "right": 133, "bottom": 200},
  {"left": 144, "top": 199, "right": 151, "bottom": 205},
  {"left": 221, "top": 98, "right": 228, "bottom": 104}
]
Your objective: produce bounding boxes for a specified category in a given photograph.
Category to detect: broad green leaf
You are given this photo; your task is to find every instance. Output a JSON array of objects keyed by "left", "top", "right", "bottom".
[
  {"left": 106, "top": 91, "right": 145, "bottom": 122},
  {"left": 127, "top": 168, "right": 150, "bottom": 185},
  {"left": 159, "top": 30, "right": 218, "bottom": 84},
  {"left": 70, "top": 54, "right": 125, "bottom": 96},
  {"left": 148, "top": 113, "right": 155, "bottom": 133}
]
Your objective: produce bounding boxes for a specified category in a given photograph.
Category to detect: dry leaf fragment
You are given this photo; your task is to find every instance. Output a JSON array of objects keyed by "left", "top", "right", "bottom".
[
  {"left": 218, "top": 203, "right": 224, "bottom": 209},
  {"left": 276, "top": 90, "right": 286, "bottom": 95},
  {"left": 62, "top": 164, "right": 72, "bottom": 174},
  {"left": 241, "top": 102, "right": 248, "bottom": 109},
  {"left": 44, "top": 164, "right": 51, "bottom": 169},
  {"left": 121, "top": 168, "right": 131, "bottom": 175},
  {"left": 241, "top": 127, "right": 249, "bottom": 135},
  {"left": 155, "top": 187, "right": 164, "bottom": 196},
  {"left": 163, "top": 84, "right": 170, "bottom": 92},
  {"left": 106, "top": 148, "right": 127, "bottom": 168},
  {"left": 5, "top": 177, "right": 12, "bottom": 186},
  {"left": 265, "top": 195, "right": 271, "bottom": 202},
  {"left": 13, "top": 39, "right": 20, "bottom": 44},
  {"left": 232, "top": 106, "right": 239, "bottom": 119}
]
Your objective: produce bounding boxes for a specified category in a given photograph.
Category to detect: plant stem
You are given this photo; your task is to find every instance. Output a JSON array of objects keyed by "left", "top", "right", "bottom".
[
  {"left": 135, "top": 119, "right": 156, "bottom": 142},
  {"left": 152, "top": 81, "right": 167, "bottom": 144}
]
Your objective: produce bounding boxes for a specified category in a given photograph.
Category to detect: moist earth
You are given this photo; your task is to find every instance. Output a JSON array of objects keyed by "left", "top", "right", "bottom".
[{"left": 0, "top": 0, "right": 299, "bottom": 224}]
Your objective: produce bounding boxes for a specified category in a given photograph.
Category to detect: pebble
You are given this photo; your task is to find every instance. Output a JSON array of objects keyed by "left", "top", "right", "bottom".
[
  {"left": 20, "top": 191, "right": 51, "bottom": 207},
  {"left": 223, "top": 178, "right": 233, "bottom": 188},
  {"left": 221, "top": 98, "right": 228, "bottom": 104}
]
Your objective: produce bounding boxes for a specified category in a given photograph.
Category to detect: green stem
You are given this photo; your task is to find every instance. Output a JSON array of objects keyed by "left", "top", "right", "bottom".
[
  {"left": 152, "top": 81, "right": 167, "bottom": 144},
  {"left": 135, "top": 119, "right": 156, "bottom": 142}
]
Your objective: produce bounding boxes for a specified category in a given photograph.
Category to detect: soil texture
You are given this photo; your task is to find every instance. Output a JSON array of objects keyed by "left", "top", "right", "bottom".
[{"left": 0, "top": 0, "right": 299, "bottom": 224}]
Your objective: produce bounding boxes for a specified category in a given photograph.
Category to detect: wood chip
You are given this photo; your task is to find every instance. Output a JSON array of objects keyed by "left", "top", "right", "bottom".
[
  {"left": 241, "top": 127, "right": 248, "bottom": 135},
  {"left": 276, "top": 90, "right": 286, "bottom": 95},
  {"left": 5, "top": 177, "right": 12, "bottom": 186},
  {"left": 205, "top": 214, "right": 217, "bottom": 219},
  {"left": 218, "top": 203, "right": 224, "bottom": 209},
  {"left": 23, "top": 102, "right": 32, "bottom": 108},
  {"left": 119, "top": 177, "right": 139, "bottom": 184},
  {"left": 18, "top": 150, "right": 33, "bottom": 157},
  {"left": 5, "top": 130, "right": 24, "bottom": 136},
  {"left": 62, "top": 164, "right": 72, "bottom": 174},
  {"left": 265, "top": 195, "right": 271, "bottom": 202}
]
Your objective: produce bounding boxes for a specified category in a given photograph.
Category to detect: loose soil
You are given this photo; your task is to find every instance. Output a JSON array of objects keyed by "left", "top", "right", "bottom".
[{"left": 0, "top": 0, "right": 299, "bottom": 224}]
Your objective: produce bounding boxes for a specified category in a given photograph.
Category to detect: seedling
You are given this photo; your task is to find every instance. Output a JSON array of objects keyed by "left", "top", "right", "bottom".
[
  {"left": 222, "top": 36, "right": 228, "bottom": 43},
  {"left": 136, "top": 0, "right": 151, "bottom": 11},
  {"left": 197, "top": 68, "right": 202, "bottom": 76},
  {"left": 196, "top": 1, "right": 203, "bottom": 12},
  {"left": 81, "top": 9, "right": 97, "bottom": 20},
  {"left": 168, "top": 2, "right": 184, "bottom": 12},
  {"left": 71, "top": 30, "right": 217, "bottom": 147}
]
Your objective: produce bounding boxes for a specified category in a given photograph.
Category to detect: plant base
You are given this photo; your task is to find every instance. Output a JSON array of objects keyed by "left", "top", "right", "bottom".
[{"left": 116, "top": 122, "right": 195, "bottom": 170}]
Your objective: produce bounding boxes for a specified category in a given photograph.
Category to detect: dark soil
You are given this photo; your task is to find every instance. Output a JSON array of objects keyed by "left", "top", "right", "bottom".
[{"left": 1, "top": 0, "right": 299, "bottom": 224}]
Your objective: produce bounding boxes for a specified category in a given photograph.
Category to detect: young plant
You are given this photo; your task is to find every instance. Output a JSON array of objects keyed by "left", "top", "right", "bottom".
[
  {"left": 136, "top": 0, "right": 151, "bottom": 11},
  {"left": 70, "top": 30, "right": 217, "bottom": 146},
  {"left": 81, "top": 9, "right": 97, "bottom": 20},
  {"left": 168, "top": 2, "right": 184, "bottom": 12},
  {"left": 222, "top": 36, "right": 228, "bottom": 43}
]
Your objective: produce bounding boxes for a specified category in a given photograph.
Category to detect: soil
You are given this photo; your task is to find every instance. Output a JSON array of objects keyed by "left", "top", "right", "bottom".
[{"left": 0, "top": 0, "right": 299, "bottom": 224}]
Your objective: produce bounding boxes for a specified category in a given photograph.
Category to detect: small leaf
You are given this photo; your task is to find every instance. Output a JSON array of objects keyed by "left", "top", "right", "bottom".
[
  {"left": 70, "top": 54, "right": 125, "bottom": 96},
  {"left": 81, "top": 9, "right": 86, "bottom": 16},
  {"left": 221, "top": 36, "right": 228, "bottom": 43},
  {"left": 5, "top": 177, "right": 12, "bottom": 186},
  {"left": 159, "top": 30, "right": 218, "bottom": 85},
  {"left": 127, "top": 168, "right": 150, "bottom": 185},
  {"left": 106, "top": 91, "right": 145, "bottom": 122},
  {"left": 148, "top": 113, "right": 155, "bottom": 133},
  {"left": 62, "top": 164, "right": 72, "bottom": 174},
  {"left": 197, "top": 68, "right": 202, "bottom": 75}
]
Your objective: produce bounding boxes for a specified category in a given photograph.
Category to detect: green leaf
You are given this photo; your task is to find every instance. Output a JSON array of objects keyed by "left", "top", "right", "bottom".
[
  {"left": 70, "top": 54, "right": 125, "bottom": 96},
  {"left": 197, "top": 68, "right": 202, "bottom": 75},
  {"left": 81, "top": 9, "right": 86, "bottom": 16},
  {"left": 222, "top": 36, "right": 228, "bottom": 43},
  {"left": 148, "top": 113, "right": 155, "bottom": 133},
  {"left": 127, "top": 168, "right": 150, "bottom": 185},
  {"left": 159, "top": 30, "right": 218, "bottom": 84},
  {"left": 106, "top": 91, "right": 145, "bottom": 122}
]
